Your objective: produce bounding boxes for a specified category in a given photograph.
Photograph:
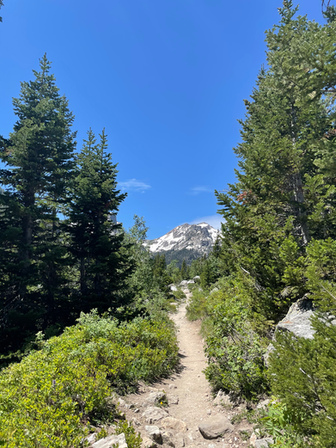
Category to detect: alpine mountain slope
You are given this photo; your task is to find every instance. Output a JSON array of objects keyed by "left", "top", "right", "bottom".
[{"left": 145, "top": 223, "right": 219, "bottom": 265}]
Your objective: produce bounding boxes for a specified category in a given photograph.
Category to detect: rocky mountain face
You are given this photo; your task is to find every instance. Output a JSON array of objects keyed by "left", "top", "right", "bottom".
[{"left": 145, "top": 223, "right": 219, "bottom": 265}]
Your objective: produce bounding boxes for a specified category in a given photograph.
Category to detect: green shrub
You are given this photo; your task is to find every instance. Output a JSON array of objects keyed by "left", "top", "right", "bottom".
[
  {"left": 115, "top": 421, "right": 142, "bottom": 448},
  {"left": 268, "top": 312, "right": 336, "bottom": 448},
  {"left": 186, "top": 277, "right": 269, "bottom": 401},
  {"left": 203, "top": 282, "right": 269, "bottom": 401},
  {"left": 259, "top": 399, "right": 305, "bottom": 447},
  {"left": 171, "top": 288, "right": 186, "bottom": 302},
  {"left": 0, "top": 311, "right": 178, "bottom": 447},
  {"left": 186, "top": 288, "right": 208, "bottom": 321}
]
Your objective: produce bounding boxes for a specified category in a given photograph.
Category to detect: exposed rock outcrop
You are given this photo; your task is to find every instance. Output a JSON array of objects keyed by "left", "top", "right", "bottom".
[
  {"left": 277, "top": 296, "right": 315, "bottom": 339},
  {"left": 264, "top": 297, "right": 315, "bottom": 365}
]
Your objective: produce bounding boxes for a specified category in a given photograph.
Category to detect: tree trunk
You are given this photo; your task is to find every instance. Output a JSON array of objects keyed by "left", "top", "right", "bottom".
[{"left": 292, "top": 171, "right": 310, "bottom": 245}]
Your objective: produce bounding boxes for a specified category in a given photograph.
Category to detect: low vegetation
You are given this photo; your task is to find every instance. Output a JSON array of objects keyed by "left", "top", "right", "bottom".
[{"left": 0, "top": 311, "right": 178, "bottom": 447}]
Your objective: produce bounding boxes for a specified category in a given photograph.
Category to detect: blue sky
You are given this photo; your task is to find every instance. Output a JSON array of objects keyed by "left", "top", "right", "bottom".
[{"left": 0, "top": 0, "right": 326, "bottom": 238}]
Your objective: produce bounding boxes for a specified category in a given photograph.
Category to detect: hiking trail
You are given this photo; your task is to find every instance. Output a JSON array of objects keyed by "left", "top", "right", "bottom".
[{"left": 113, "top": 289, "right": 253, "bottom": 448}]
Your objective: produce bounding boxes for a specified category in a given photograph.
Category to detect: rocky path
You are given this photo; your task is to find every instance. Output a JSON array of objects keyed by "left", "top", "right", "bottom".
[{"left": 91, "top": 291, "right": 255, "bottom": 448}]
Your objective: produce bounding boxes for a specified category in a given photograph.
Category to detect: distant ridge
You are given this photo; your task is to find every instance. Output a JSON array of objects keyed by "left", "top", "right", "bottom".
[{"left": 145, "top": 222, "right": 219, "bottom": 266}]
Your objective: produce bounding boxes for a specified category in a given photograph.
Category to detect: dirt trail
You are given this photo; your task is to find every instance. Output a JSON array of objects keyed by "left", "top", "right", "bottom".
[
  {"left": 120, "top": 291, "right": 251, "bottom": 448},
  {"left": 160, "top": 296, "right": 213, "bottom": 443}
]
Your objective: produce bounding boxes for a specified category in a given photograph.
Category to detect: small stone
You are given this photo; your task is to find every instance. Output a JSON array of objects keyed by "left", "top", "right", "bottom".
[
  {"left": 162, "top": 431, "right": 175, "bottom": 447},
  {"left": 168, "top": 395, "right": 179, "bottom": 405},
  {"left": 86, "top": 433, "right": 97, "bottom": 444},
  {"left": 142, "top": 436, "right": 157, "bottom": 448},
  {"left": 161, "top": 417, "right": 188, "bottom": 432},
  {"left": 255, "top": 438, "right": 274, "bottom": 448},
  {"left": 257, "top": 399, "right": 271, "bottom": 410},
  {"left": 168, "top": 384, "right": 177, "bottom": 390},
  {"left": 175, "top": 434, "right": 185, "bottom": 447},
  {"left": 91, "top": 432, "right": 127, "bottom": 448},
  {"left": 250, "top": 432, "right": 257, "bottom": 446},
  {"left": 134, "top": 408, "right": 140, "bottom": 413},
  {"left": 207, "top": 409, "right": 212, "bottom": 415},
  {"left": 142, "top": 406, "right": 169, "bottom": 424},
  {"left": 146, "top": 391, "right": 167, "bottom": 406},
  {"left": 199, "top": 416, "right": 234, "bottom": 440},
  {"left": 145, "top": 425, "right": 163, "bottom": 444},
  {"left": 213, "top": 391, "right": 234, "bottom": 408},
  {"left": 131, "top": 417, "right": 141, "bottom": 427}
]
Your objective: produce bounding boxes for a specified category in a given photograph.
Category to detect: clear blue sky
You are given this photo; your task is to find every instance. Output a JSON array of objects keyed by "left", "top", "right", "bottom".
[{"left": 0, "top": 0, "right": 326, "bottom": 238}]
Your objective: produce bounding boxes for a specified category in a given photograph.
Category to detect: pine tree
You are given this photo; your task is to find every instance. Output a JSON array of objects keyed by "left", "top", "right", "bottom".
[
  {"left": 0, "top": 56, "right": 76, "bottom": 352},
  {"left": 216, "top": 1, "right": 336, "bottom": 319},
  {"left": 180, "top": 259, "right": 188, "bottom": 280},
  {"left": 67, "top": 129, "right": 133, "bottom": 314}
]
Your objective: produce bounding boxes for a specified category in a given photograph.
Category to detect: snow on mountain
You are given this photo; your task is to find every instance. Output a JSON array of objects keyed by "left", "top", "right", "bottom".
[{"left": 145, "top": 223, "right": 219, "bottom": 265}]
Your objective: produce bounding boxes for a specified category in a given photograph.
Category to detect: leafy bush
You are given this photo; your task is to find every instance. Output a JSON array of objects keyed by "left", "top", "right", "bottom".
[
  {"left": 186, "top": 276, "right": 269, "bottom": 401},
  {"left": 268, "top": 312, "right": 336, "bottom": 448},
  {"left": 202, "top": 280, "right": 269, "bottom": 401},
  {"left": 204, "top": 303, "right": 268, "bottom": 401},
  {"left": 259, "top": 399, "right": 305, "bottom": 447},
  {"left": 0, "top": 311, "right": 178, "bottom": 447},
  {"left": 171, "top": 288, "right": 186, "bottom": 302},
  {"left": 186, "top": 288, "right": 208, "bottom": 321},
  {"left": 115, "top": 420, "right": 142, "bottom": 448}
]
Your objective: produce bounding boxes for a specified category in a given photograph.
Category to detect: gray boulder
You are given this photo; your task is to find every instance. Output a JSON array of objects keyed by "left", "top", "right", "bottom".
[
  {"left": 264, "top": 297, "right": 315, "bottom": 365},
  {"left": 277, "top": 297, "right": 315, "bottom": 339},
  {"left": 198, "top": 415, "right": 233, "bottom": 439},
  {"left": 179, "top": 280, "right": 189, "bottom": 287}
]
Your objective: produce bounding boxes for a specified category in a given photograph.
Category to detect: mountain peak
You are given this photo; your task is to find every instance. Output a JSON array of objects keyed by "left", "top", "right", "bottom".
[{"left": 145, "top": 222, "right": 219, "bottom": 265}]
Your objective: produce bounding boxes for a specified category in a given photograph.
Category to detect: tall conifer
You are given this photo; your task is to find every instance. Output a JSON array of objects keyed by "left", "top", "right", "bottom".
[
  {"left": 67, "top": 129, "right": 133, "bottom": 314},
  {"left": 216, "top": 1, "right": 336, "bottom": 318},
  {"left": 0, "top": 55, "right": 76, "bottom": 350}
]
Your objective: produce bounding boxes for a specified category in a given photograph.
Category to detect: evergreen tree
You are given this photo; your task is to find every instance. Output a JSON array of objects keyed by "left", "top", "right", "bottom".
[
  {"left": 200, "top": 259, "right": 214, "bottom": 289},
  {"left": 124, "top": 215, "right": 156, "bottom": 296},
  {"left": 0, "top": 55, "right": 76, "bottom": 352},
  {"left": 180, "top": 259, "right": 188, "bottom": 280},
  {"left": 67, "top": 129, "right": 133, "bottom": 314},
  {"left": 152, "top": 254, "right": 171, "bottom": 289},
  {"left": 216, "top": 1, "right": 336, "bottom": 319},
  {"left": 212, "top": 236, "right": 222, "bottom": 259}
]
